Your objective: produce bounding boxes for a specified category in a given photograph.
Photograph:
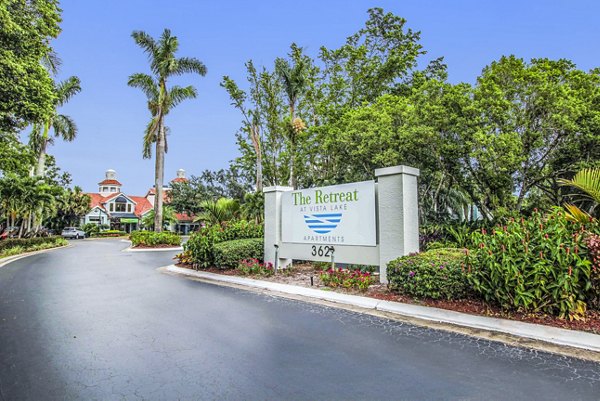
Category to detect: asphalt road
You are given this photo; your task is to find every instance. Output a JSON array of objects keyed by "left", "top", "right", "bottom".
[{"left": 0, "top": 239, "right": 599, "bottom": 400}]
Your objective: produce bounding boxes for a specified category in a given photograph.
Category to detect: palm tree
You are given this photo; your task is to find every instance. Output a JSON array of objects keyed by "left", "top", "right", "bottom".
[
  {"left": 275, "top": 44, "right": 308, "bottom": 189},
  {"left": 30, "top": 76, "right": 81, "bottom": 176},
  {"left": 128, "top": 29, "right": 206, "bottom": 232},
  {"left": 559, "top": 168, "right": 600, "bottom": 223},
  {"left": 194, "top": 198, "right": 240, "bottom": 226},
  {"left": 142, "top": 205, "right": 178, "bottom": 230}
]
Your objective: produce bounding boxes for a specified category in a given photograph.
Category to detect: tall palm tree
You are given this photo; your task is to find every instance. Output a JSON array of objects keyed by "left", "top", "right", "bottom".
[
  {"left": 128, "top": 29, "right": 206, "bottom": 232},
  {"left": 275, "top": 44, "right": 308, "bottom": 189},
  {"left": 30, "top": 76, "right": 81, "bottom": 176}
]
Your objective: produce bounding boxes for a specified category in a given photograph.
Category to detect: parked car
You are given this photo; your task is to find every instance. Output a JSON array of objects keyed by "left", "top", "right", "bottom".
[
  {"left": 0, "top": 226, "right": 19, "bottom": 240},
  {"left": 61, "top": 227, "right": 86, "bottom": 239}
]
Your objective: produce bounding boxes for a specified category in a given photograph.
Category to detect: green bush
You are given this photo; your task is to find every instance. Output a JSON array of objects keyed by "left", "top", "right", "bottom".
[
  {"left": 387, "top": 248, "right": 469, "bottom": 300},
  {"left": 94, "top": 230, "right": 127, "bottom": 237},
  {"left": 184, "top": 220, "right": 263, "bottom": 268},
  {"left": 0, "top": 236, "right": 66, "bottom": 252},
  {"left": 466, "top": 208, "right": 598, "bottom": 318},
  {"left": 129, "top": 231, "right": 181, "bottom": 247},
  {"left": 0, "top": 236, "right": 67, "bottom": 257},
  {"left": 213, "top": 238, "right": 263, "bottom": 269},
  {"left": 82, "top": 223, "right": 108, "bottom": 237}
]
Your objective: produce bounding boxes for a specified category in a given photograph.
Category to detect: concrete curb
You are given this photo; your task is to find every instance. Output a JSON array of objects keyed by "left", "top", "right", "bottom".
[
  {"left": 123, "top": 246, "right": 183, "bottom": 252},
  {"left": 0, "top": 244, "right": 71, "bottom": 268},
  {"left": 165, "top": 265, "right": 600, "bottom": 353}
]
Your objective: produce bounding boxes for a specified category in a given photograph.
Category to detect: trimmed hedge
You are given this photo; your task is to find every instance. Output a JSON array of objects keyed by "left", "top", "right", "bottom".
[
  {"left": 213, "top": 238, "right": 264, "bottom": 269},
  {"left": 130, "top": 231, "right": 181, "bottom": 247},
  {"left": 185, "top": 220, "right": 263, "bottom": 268},
  {"left": 387, "top": 248, "right": 469, "bottom": 300},
  {"left": 0, "top": 236, "right": 65, "bottom": 252},
  {"left": 94, "top": 230, "right": 127, "bottom": 237}
]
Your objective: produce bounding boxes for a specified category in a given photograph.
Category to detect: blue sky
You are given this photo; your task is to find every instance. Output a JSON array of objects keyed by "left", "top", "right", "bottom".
[{"left": 46, "top": 0, "right": 600, "bottom": 195}]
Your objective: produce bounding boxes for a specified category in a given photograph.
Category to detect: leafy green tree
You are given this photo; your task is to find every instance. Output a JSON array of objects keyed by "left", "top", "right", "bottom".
[
  {"left": 128, "top": 28, "right": 207, "bottom": 232},
  {"left": 29, "top": 76, "right": 81, "bottom": 176},
  {"left": 461, "top": 56, "right": 600, "bottom": 218},
  {"left": 0, "top": 0, "right": 61, "bottom": 132}
]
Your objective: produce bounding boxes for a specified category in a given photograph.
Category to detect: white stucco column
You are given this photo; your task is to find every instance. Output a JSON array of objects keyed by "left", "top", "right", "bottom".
[
  {"left": 263, "top": 186, "right": 293, "bottom": 269},
  {"left": 375, "top": 165, "right": 420, "bottom": 283}
]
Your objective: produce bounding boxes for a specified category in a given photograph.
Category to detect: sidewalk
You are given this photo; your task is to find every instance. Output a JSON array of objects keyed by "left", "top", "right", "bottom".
[{"left": 165, "top": 265, "right": 600, "bottom": 355}]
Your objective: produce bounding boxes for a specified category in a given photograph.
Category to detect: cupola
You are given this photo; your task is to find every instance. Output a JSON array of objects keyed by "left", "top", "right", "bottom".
[{"left": 98, "top": 169, "right": 122, "bottom": 195}]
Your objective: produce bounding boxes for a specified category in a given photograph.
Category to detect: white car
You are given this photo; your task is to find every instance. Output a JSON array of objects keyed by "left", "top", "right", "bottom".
[{"left": 61, "top": 227, "right": 86, "bottom": 239}]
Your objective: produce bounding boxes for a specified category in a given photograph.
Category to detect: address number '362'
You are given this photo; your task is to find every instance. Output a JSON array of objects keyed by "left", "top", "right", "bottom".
[{"left": 311, "top": 245, "right": 335, "bottom": 257}]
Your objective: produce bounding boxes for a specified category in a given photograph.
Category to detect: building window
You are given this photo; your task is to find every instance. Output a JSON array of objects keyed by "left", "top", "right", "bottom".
[
  {"left": 109, "top": 203, "right": 114, "bottom": 212},
  {"left": 110, "top": 187, "right": 116, "bottom": 192},
  {"left": 127, "top": 204, "right": 132, "bottom": 212},
  {"left": 115, "top": 202, "right": 127, "bottom": 212}
]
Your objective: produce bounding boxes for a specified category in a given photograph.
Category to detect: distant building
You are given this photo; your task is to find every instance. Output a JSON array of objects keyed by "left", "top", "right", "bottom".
[{"left": 82, "top": 169, "right": 198, "bottom": 234}]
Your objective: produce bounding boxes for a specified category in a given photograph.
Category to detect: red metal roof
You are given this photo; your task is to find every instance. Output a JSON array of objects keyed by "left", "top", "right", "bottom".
[
  {"left": 171, "top": 177, "right": 188, "bottom": 183},
  {"left": 175, "top": 212, "right": 195, "bottom": 222}
]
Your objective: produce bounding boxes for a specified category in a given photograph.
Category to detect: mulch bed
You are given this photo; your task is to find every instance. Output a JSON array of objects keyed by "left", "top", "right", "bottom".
[{"left": 175, "top": 261, "right": 600, "bottom": 335}]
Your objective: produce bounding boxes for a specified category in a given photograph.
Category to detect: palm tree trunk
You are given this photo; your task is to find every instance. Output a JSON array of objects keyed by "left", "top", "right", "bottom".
[
  {"left": 154, "top": 122, "right": 165, "bottom": 232},
  {"left": 35, "top": 122, "right": 50, "bottom": 176},
  {"left": 288, "top": 104, "right": 296, "bottom": 189}
]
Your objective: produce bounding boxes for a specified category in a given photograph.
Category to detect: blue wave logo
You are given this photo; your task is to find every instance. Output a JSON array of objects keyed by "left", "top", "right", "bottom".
[{"left": 303, "top": 213, "right": 342, "bottom": 234}]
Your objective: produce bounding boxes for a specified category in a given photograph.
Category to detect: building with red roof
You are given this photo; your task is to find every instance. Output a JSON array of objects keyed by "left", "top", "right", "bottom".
[{"left": 82, "top": 169, "right": 198, "bottom": 234}]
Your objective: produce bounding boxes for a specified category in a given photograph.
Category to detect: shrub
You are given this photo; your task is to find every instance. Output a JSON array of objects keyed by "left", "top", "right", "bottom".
[
  {"left": 0, "top": 236, "right": 67, "bottom": 257},
  {"left": 213, "top": 238, "right": 263, "bottom": 269},
  {"left": 0, "top": 236, "right": 66, "bottom": 252},
  {"left": 94, "top": 230, "right": 127, "bottom": 237},
  {"left": 237, "top": 258, "right": 274, "bottom": 276},
  {"left": 129, "top": 231, "right": 181, "bottom": 247},
  {"left": 184, "top": 220, "right": 263, "bottom": 268},
  {"left": 466, "top": 208, "right": 598, "bottom": 319},
  {"left": 387, "top": 248, "right": 468, "bottom": 300},
  {"left": 320, "top": 268, "right": 375, "bottom": 291},
  {"left": 82, "top": 223, "right": 100, "bottom": 237}
]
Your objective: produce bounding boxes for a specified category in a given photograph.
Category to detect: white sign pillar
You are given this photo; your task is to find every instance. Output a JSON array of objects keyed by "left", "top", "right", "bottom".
[
  {"left": 264, "top": 186, "right": 293, "bottom": 270},
  {"left": 375, "top": 166, "right": 420, "bottom": 283}
]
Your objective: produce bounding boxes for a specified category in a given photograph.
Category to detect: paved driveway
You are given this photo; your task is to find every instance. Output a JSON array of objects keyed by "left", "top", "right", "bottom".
[{"left": 0, "top": 239, "right": 599, "bottom": 400}]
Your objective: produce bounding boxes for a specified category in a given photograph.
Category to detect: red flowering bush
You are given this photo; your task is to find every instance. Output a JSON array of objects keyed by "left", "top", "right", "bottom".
[
  {"left": 320, "top": 268, "right": 374, "bottom": 291},
  {"left": 466, "top": 207, "right": 598, "bottom": 319},
  {"left": 237, "top": 258, "right": 274, "bottom": 276}
]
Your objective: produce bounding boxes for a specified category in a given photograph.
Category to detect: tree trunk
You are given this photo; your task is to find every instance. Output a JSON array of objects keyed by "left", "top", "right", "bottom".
[
  {"left": 289, "top": 147, "right": 296, "bottom": 189},
  {"left": 154, "top": 122, "right": 166, "bottom": 232},
  {"left": 288, "top": 104, "right": 296, "bottom": 189},
  {"left": 256, "top": 150, "right": 263, "bottom": 193},
  {"left": 35, "top": 122, "right": 50, "bottom": 176},
  {"left": 251, "top": 123, "right": 263, "bottom": 192}
]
